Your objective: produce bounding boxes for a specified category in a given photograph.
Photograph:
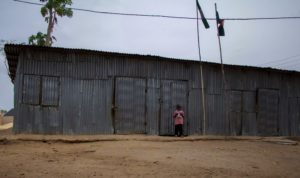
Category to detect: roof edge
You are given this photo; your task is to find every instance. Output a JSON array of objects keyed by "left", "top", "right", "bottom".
[{"left": 4, "top": 44, "right": 300, "bottom": 82}]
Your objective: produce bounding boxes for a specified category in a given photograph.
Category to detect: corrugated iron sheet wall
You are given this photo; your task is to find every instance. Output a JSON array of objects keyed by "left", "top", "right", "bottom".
[
  {"left": 60, "top": 78, "right": 113, "bottom": 134},
  {"left": 22, "top": 75, "right": 40, "bottom": 105},
  {"left": 146, "top": 79, "right": 160, "bottom": 135},
  {"left": 41, "top": 76, "right": 59, "bottom": 106},
  {"left": 12, "top": 49, "right": 300, "bottom": 135},
  {"left": 242, "top": 91, "right": 257, "bottom": 135},
  {"left": 114, "top": 77, "right": 146, "bottom": 134},
  {"left": 228, "top": 91, "right": 242, "bottom": 136},
  {"left": 171, "top": 81, "right": 188, "bottom": 135},
  {"left": 159, "top": 80, "right": 188, "bottom": 135},
  {"left": 188, "top": 89, "right": 203, "bottom": 135},
  {"left": 257, "top": 89, "right": 280, "bottom": 136},
  {"left": 159, "top": 80, "right": 173, "bottom": 135},
  {"left": 206, "top": 94, "right": 226, "bottom": 135},
  {"left": 288, "top": 98, "right": 300, "bottom": 136}
]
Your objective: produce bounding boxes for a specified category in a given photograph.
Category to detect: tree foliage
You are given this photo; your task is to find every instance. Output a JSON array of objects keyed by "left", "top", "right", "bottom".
[
  {"left": 28, "top": 32, "right": 48, "bottom": 46},
  {"left": 29, "top": 0, "right": 73, "bottom": 46}
]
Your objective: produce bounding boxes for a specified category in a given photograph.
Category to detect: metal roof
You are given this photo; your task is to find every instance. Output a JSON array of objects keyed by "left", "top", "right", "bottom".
[
  {"left": 4, "top": 108, "right": 15, "bottom": 117},
  {"left": 4, "top": 44, "right": 300, "bottom": 82}
]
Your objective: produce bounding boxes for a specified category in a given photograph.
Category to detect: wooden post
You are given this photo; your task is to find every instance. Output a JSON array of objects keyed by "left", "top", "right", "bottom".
[
  {"left": 215, "top": 3, "right": 229, "bottom": 136},
  {"left": 215, "top": 3, "right": 226, "bottom": 89},
  {"left": 196, "top": 1, "right": 207, "bottom": 135}
]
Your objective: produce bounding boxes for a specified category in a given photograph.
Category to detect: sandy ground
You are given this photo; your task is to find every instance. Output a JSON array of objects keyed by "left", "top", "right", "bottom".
[
  {"left": 0, "top": 129, "right": 300, "bottom": 178},
  {"left": 0, "top": 123, "right": 13, "bottom": 130}
]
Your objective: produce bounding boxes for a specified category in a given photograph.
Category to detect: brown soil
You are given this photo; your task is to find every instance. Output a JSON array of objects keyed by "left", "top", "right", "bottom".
[{"left": 0, "top": 134, "right": 299, "bottom": 178}]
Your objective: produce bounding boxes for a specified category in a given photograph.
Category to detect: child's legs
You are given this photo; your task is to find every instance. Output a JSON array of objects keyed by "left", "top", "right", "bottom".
[
  {"left": 179, "top": 124, "right": 183, "bottom": 136},
  {"left": 175, "top": 125, "right": 179, "bottom": 136}
]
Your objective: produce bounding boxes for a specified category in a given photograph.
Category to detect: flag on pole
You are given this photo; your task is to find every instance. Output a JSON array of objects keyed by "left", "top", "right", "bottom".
[
  {"left": 216, "top": 11, "right": 225, "bottom": 36},
  {"left": 196, "top": 0, "right": 210, "bottom": 29}
]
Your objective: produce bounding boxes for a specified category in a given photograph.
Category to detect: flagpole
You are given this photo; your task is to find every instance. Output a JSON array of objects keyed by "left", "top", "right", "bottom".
[
  {"left": 215, "top": 3, "right": 229, "bottom": 136},
  {"left": 215, "top": 3, "right": 226, "bottom": 88},
  {"left": 196, "top": 1, "right": 207, "bottom": 135}
]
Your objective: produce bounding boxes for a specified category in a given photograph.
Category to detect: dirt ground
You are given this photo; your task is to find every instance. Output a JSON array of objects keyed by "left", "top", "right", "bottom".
[{"left": 0, "top": 130, "right": 300, "bottom": 178}]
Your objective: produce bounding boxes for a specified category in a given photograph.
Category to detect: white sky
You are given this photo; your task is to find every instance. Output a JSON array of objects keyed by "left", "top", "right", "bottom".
[{"left": 1, "top": 0, "right": 300, "bottom": 110}]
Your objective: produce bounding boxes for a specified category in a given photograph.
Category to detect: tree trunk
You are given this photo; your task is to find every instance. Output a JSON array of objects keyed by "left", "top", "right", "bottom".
[{"left": 46, "top": 8, "right": 54, "bottom": 46}]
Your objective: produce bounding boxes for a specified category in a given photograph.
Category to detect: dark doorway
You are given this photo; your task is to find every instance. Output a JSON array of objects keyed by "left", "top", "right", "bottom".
[{"left": 159, "top": 80, "right": 188, "bottom": 136}]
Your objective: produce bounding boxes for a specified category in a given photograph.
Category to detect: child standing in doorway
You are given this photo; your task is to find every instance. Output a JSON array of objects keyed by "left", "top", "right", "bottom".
[{"left": 173, "top": 104, "right": 184, "bottom": 137}]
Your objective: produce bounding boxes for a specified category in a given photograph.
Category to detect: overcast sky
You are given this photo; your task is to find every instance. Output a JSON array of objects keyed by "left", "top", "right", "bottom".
[{"left": 1, "top": 0, "right": 300, "bottom": 110}]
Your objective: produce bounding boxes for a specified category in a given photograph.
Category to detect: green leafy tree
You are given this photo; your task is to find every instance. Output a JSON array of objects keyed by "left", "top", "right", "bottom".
[
  {"left": 30, "top": 0, "right": 73, "bottom": 46},
  {"left": 28, "top": 32, "right": 48, "bottom": 46}
]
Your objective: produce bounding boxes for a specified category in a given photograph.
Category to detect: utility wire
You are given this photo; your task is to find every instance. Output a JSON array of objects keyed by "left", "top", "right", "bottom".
[
  {"left": 271, "top": 58, "right": 300, "bottom": 67},
  {"left": 260, "top": 54, "right": 300, "bottom": 66},
  {"left": 273, "top": 59, "right": 300, "bottom": 68},
  {"left": 13, "top": 0, "right": 300, "bottom": 21},
  {"left": 277, "top": 61, "right": 300, "bottom": 68}
]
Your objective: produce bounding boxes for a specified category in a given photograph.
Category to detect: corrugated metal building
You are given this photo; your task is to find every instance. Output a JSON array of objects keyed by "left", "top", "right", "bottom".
[{"left": 4, "top": 44, "right": 300, "bottom": 136}]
